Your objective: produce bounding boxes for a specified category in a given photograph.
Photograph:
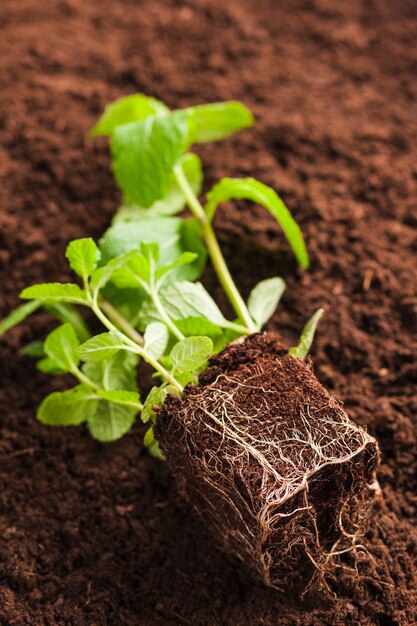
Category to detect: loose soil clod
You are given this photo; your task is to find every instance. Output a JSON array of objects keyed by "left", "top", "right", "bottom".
[{"left": 157, "top": 332, "right": 380, "bottom": 588}]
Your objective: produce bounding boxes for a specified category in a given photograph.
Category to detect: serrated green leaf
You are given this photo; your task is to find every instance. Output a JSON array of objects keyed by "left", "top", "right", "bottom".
[
  {"left": 20, "top": 283, "right": 88, "bottom": 305},
  {"left": 0, "top": 300, "right": 42, "bottom": 336},
  {"left": 110, "top": 112, "right": 189, "bottom": 207},
  {"left": 110, "top": 251, "right": 150, "bottom": 290},
  {"left": 77, "top": 331, "right": 128, "bottom": 362},
  {"left": 174, "top": 316, "right": 222, "bottom": 338},
  {"left": 248, "top": 277, "right": 286, "bottom": 328},
  {"left": 289, "top": 309, "right": 324, "bottom": 361},
  {"left": 155, "top": 251, "right": 197, "bottom": 284},
  {"left": 205, "top": 178, "right": 309, "bottom": 269},
  {"left": 170, "top": 336, "right": 213, "bottom": 374},
  {"left": 143, "top": 322, "right": 169, "bottom": 360},
  {"left": 36, "top": 356, "right": 66, "bottom": 375},
  {"left": 114, "top": 152, "right": 203, "bottom": 221},
  {"left": 96, "top": 389, "right": 141, "bottom": 407},
  {"left": 91, "top": 94, "right": 169, "bottom": 137},
  {"left": 45, "top": 303, "right": 90, "bottom": 343},
  {"left": 44, "top": 323, "right": 80, "bottom": 372},
  {"left": 88, "top": 401, "right": 137, "bottom": 442},
  {"left": 83, "top": 350, "right": 138, "bottom": 391},
  {"left": 144, "top": 426, "right": 165, "bottom": 459},
  {"left": 37, "top": 385, "right": 98, "bottom": 426},
  {"left": 66, "top": 238, "right": 100, "bottom": 280},
  {"left": 184, "top": 101, "right": 253, "bottom": 143}
]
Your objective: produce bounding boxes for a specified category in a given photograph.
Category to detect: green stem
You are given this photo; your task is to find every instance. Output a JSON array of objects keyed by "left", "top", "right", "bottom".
[
  {"left": 152, "top": 290, "right": 185, "bottom": 341},
  {"left": 174, "top": 165, "right": 257, "bottom": 334},
  {"left": 101, "top": 300, "right": 144, "bottom": 346},
  {"left": 87, "top": 292, "right": 183, "bottom": 392}
]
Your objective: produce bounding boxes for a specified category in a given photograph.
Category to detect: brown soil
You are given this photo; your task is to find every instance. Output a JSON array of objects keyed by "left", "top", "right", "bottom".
[
  {"left": 157, "top": 332, "right": 380, "bottom": 589},
  {"left": 0, "top": 0, "right": 416, "bottom": 624}
]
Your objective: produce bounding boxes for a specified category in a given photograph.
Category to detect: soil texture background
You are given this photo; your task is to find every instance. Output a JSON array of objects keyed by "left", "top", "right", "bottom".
[{"left": 0, "top": 0, "right": 416, "bottom": 624}]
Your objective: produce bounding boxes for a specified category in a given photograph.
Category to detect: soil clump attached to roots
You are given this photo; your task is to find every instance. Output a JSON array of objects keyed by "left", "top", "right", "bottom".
[{"left": 157, "top": 332, "right": 380, "bottom": 588}]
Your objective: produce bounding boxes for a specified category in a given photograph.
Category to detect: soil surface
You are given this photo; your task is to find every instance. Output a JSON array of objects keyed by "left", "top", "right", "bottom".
[{"left": 0, "top": 0, "right": 416, "bottom": 624}]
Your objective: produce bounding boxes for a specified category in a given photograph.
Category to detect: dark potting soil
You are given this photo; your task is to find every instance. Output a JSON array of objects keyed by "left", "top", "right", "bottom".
[
  {"left": 0, "top": 0, "right": 416, "bottom": 624},
  {"left": 157, "top": 332, "right": 380, "bottom": 588}
]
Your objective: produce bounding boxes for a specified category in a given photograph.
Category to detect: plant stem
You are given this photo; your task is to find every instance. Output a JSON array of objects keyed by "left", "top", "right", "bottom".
[
  {"left": 152, "top": 290, "right": 185, "bottom": 341},
  {"left": 173, "top": 165, "right": 257, "bottom": 334},
  {"left": 101, "top": 300, "right": 144, "bottom": 346},
  {"left": 87, "top": 293, "right": 183, "bottom": 392}
]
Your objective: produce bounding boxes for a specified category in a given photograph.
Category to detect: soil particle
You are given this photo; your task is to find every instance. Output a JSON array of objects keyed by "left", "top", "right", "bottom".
[{"left": 1, "top": 0, "right": 416, "bottom": 624}]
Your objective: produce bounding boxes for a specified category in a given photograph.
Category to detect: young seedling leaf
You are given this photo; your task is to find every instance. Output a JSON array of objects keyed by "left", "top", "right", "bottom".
[
  {"left": 205, "top": 178, "right": 309, "bottom": 269},
  {"left": 0, "top": 300, "right": 42, "bottom": 336},
  {"left": 83, "top": 350, "right": 138, "bottom": 391},
  {"left": 44, "top": 323, "right": 80, "bottom": 372},
  {"left": 87, "top": 401, "right": 137, "bottom": 442},
  {"left": 144, "top": 426, "right": 165, "bottom": 460},
  {"left": 248, "top": 277, "right": 286, "bottom": 328},
  {"left": 65, "top": 238, "right": 100, "bottom": 280},
  {"left": 289, "top": 308, "right": 324, "bottom": 361},
  {"left": 143, "top": 322, "right": 169, "bottom": 360},
  {"left": 77, "top": 331, "right": 128, "bottom": 362},
  {"left": 96, "top": 389, "right": 141, "bottom": 407},
  {"left": 155, "top": 251, "right": 197, "bottom": 283},
  {"left": 44, "top": 303, "right": 90, "bottom": 342},
  {"left": 21, "top": 340, "right": 45, "bottom": 357},
  {"left": 174, "top": 316, "right": 222, "bottom": 338},
  {"left": 20, "top": 283, "right": 88, "bottom": 305},
  {"left": 37, "top": 385, "right": 98, "bottom": 426},
  {"left": 114, "top": 152, "right": 203, "bottom": 221},
  {"left": 185, "top": 101, "right": 254, "bottom": 143},
  {"left": 37, "top": 356, "right": 66, "bottom": 375},
  {"left": 110, "top": 251, "right": 150, "bottom": 290},
  {"left": 111, "top": 112, "right": 189, "bottom": 207},
  {"left": 170, "top": 336, "right": 213, "bottom": 374},
  {"left": 91, "top": 93, "right": 169, "bottom": 137}
]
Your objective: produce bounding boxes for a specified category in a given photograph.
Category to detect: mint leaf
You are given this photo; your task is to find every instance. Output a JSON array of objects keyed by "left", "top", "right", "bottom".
[
  {"left": 289, "top": 308, "right": 324, "bottom": 361},
  {"left": 37, "top": 385, "right": 98, "bottom": 426},
  {"left": 44, "top": 323, "right": 80, "bottom": 372},
  {"left": 77, "top": 331, "right": 128, "bottom": 362},
  {"left": 111, "top": 112, "right": 189, "bottom": 207},
  {"left": 174, "top": 316, "right": 222, "bottom": 338},
  {"left": 0, "top": 300, "right": 42, "bottom": 336},
  {"left": 83, "top": 350, "right": 138, "bottom": 391},
  {"left": 155, "top": 251, "right": 197, "bottom": 284},
  {"left": 248, "top": 277, "right": 286, "bottom": 328},
  {"left": 66, "top": 238, "right": 100, "bottom": 280},
  {"left": 114, "top": 152, "right": 203, "bottom": 221},
  {"left": 21, "top": 340, "right": 45, "bottom": 357},
  {"left": 87, "top": 401, "right": 137, "bottom": 442},
  {"left": 185, "top": 101, "right": 253, "bottom": 143},
  {"left": 206, "top": 178, "right": 309, "bottom": 269},
  {"left": 144, "top": 426, "right": 164, "bottom": 460},
  {"left": 20, "top": 283, "right": 87, "bottom": 305},
  {"left": 91, "top": 94, "right": 169, "bottom": 137},
  {"left": 110, "top": 251, "right": 150, "bottom": 290},
  {"left": 143, "top": 322, "right": 169, "bottom": 360},
  {"left": 96, "top": 389, "right": 141, "bottom": 406},
  {"left": 37, "top": 357, "right": 66, "bottom": 375},
  {"left": 170, "top": 336, "right": 213, "bottom": 374}
]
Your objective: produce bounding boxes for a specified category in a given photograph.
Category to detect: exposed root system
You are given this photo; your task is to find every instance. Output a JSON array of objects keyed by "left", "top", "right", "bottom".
[{"left": 157, "top": 333, "right": 380, "bottom": 588}]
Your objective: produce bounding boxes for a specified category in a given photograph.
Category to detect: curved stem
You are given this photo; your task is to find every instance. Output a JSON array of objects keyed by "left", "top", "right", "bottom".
[
  {"left": 152, "top": 290, "right": 185, "bottom": 341},
  {"left": 174, "top": 164, "right": 257, "bottom": 334},
  {"left": 101, "top": 300, "right": 144, "bottom": 346}
]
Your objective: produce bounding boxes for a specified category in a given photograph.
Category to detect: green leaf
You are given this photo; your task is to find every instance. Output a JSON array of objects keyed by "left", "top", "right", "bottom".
[
  {"left": 44, "top": 323, "right": 80, "bottom": 372},
  {"left": 170, "top": 336, "right": 213, "bottom": 374},
  {"left": 141, "top": 384, "right": 173, "bottom": 424},
  {"left": 36, "top": 356, "right": 66, "bottom": 375},
  {"left": 174, "top": 316, "right": 222, "bottom": 338},
  {"left": 0, "top": 300, "right": 42, "bottom": 336},
  {"left": 110, "top": 112, "right": 189, "bottom": 207},
  {"left": 144, "top": 426, "right": 165, "bottom": 460},
  {"left": 248, "top": 277, "right": 286, "bottom": 328},
  {"left": 114, "top": 152, "right": 203, "bottom": 221},
  {"left": 143, "top": 322, "right": 169, "bottom": 360},
  {"left": 155, "top": 251, "right": 197, "bottom": 283},
  {"left": 21, "top": 340, "right": 45, "bottom": 357},
  {"left": 77, "top": 331, "right": 128, "bottom": 362},
  {"left": 20, "top": 283, "right": 88, "bottom": 305},
  {"left": 37, "top": 385, "right": 98, "bottom": 426},
  {"left": 91, "top": 93, "right": 169, "bottom": 137},
  {"left": 205, "top": 178, "right": 309, "bottom": 269},
  {"left": 96, "top": 389, "right": 141, "bottom": 407},
  {"left": 110, "top": 251, "right": 150, "bottom": 290},
  {"left": 45, "top": 303, "right": 90, "bottom": 343},
  {"left": 185, "top": 101, "right": 254, "bottom": 143},
  {"left": 99, "top": 215, "right": 205, "bottom": 283},
  {"left": 66, "top": 238, "right": 100, "bottom": 280},
  {"left": 83, "top": 350, "right": 138, "bottom": 391},
  {"left": 289, "top": 308, "right": 324, "bottom": 361},
  {"left": 88, "top": 401, "right": 137, "bottom": 442}
]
